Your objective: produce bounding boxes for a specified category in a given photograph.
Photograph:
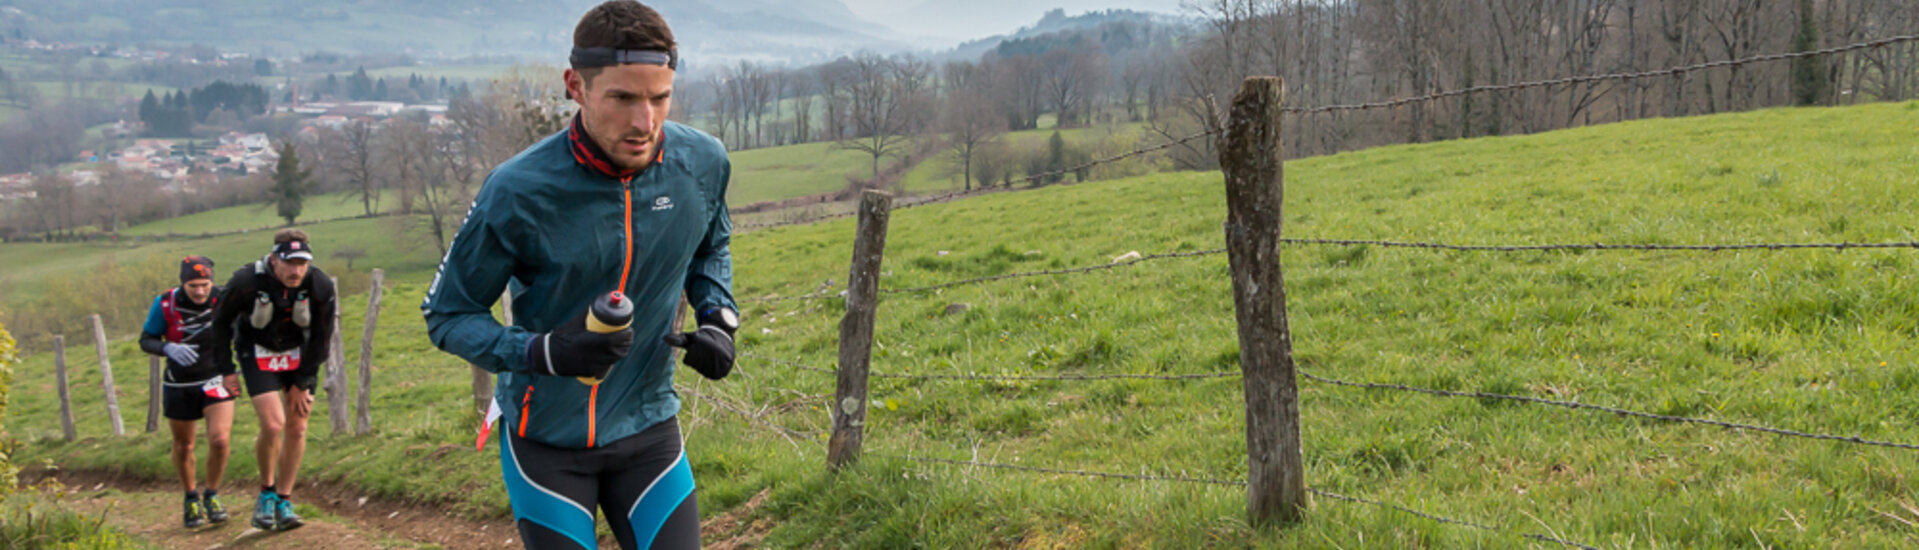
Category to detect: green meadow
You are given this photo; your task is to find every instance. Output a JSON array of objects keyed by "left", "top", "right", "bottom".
[{"left": 4, "top": 100, "right": 1919, "bottom": 547}]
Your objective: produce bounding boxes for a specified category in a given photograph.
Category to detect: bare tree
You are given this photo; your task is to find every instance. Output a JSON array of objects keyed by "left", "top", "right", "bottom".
[
  {"left": 833, "top": 53, "right": 927, "bottom": 183},
  {"left": 382, "top": 119, "right": 458, "bottom": 257},
  {"left": 85, "top": 166, "right": 158, "bottom": 237},
  {"left": 787, "top": 72, "right": 816, "bottom": 144},
  {"left": 705, "top": 71, "right": 737, "bottom": 148},
  {"left": 328, "top": 119, "right": 382, "bottom": 216},
  {"left": 441, "top": 64, "right": 568, "bottom": 191},
  {"left": 1040, "top": 45, "right": 1109, "bottom": 127},
  {"left": 27, "top": 172, "right": 79, "bottom": 240},
  {"left": 331, "top": 245, "right": 368, "bottom": 271},
  {"left": 939, "top": 88, "right": 1005, "bottom": 191},
  {"left": 991, "top": 55, "right": 1046, "bottom": 131},
  {"left": 765, "top": 67, "right": 789, "bottom": 146}
]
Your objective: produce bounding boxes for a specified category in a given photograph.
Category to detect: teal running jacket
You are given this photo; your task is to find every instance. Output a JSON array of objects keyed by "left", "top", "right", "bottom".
[{"left": 423, "top": 121, "right": 735, "bottom": 449}]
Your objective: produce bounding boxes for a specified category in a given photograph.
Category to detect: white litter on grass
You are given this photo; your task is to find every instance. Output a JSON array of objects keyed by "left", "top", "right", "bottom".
[
  {"left": 357, "top": 496, "right": 368, "bottom": 507},
  {"left": 388, "top": 511, "right": 400, "bottom": 519},
  {"left": 1111, "top": 251, "right": 1142, "bottom": 263}
]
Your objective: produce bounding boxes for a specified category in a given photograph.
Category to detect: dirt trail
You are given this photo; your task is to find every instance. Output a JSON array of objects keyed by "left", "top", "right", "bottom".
[
  {"left": 25, "top": 468, "right": 520, "bottom": 549},
  {"left": 22, "top": 468, "right": 775, "bottom": 549}
]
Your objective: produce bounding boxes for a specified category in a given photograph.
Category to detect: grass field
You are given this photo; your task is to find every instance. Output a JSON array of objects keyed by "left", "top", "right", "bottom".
[
  {"left": 6, "top": 100, "right": 1919, "bottom": 547},
  {"left": 900, "top": 122, "right": 1155, "bottom": 193},
  {"left": 730, "top": 121, "right": 1155, "bottom": 204},
  {"left": 0, "top": 190, "right": 415, "bottom": 295},
  {"left": 726, "top": 140, "right": 875, "bottom": 205},
  {"left": 119, "top": 189, "right": 404, "bottom": 237}
]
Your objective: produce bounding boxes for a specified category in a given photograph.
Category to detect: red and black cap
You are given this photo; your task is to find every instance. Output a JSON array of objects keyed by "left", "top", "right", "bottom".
[{"left": 180, "top": 255, "right": 215, "bottom": 283}]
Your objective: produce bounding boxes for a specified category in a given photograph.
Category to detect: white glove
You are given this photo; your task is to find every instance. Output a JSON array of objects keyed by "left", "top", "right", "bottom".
[{"left": 163, "top": 343, "right": 198, "bottom": 366}]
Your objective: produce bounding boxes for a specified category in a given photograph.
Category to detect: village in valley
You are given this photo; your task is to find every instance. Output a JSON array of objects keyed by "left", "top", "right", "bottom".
[
  {"left": 0, "top": 36, "right": 464, "bottom": 213},
  {"left": 0, "top": 103, "right": 451, "bottom": 202}
]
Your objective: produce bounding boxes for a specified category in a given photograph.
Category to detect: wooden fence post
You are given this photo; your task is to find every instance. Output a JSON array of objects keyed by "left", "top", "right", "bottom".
[
  {"left": 147, "top": 356, "right": 160, "bottom": 433},
  {"left": 55, "top": 335, "right": 75, "bottom": 442},
  {"left": 1221, "top": 76, "right": 1307, "bottom": 525},
  {"left": 356, "top": 269, "right": 384, "bottom": 435},
  {"left": 473, "top": 291, "right": 507, "bottom": 418},
  {"left": 327, "top": 276, "right": 351, "bottom": 436},
  {"left": 89, "top": 314, "right": 125, "bottom": 437},
  {"left": 828, "top": 190, "right": 892, "bottom": 470}
]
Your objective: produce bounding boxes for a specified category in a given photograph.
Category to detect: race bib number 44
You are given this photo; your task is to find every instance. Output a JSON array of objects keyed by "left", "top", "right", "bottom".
[{"left": 254, "top": 346, "right": 301, "bottom": 373}]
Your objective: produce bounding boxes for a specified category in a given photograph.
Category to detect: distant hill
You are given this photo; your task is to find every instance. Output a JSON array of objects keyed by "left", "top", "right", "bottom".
[
  {"left": 937, "top": 8, "right": 1193, "bottom": 62},
  {"left": 0, "top": 0, "right": 907, "bottom": 66}
]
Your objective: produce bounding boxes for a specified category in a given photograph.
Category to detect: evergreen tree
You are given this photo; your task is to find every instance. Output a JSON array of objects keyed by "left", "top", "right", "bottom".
[
  {"left": 1790, "top": 0, "right": 1831, "bottom": 106},
  {"left": 0, "top": 65, "right": 15, "bottom": 105},
  {"left": 138, "top": 90, "right": 159, "bottom": 126},
  {"left": 374, "top": 78, "right": 388, "bottom": 101},
  {"left": 349, "top": 66, "right": 373, "bottom": 100},
  {"left": 270, "top": 141, "right": 312, "bottom": 225},
  {"left": 1043, "top": 131, "right": 1066, "bottom": 185}
]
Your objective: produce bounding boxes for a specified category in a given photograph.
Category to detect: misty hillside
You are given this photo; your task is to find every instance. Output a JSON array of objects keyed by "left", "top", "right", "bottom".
[
  {"left": 938, "top": 8, "right": 1192, "bottom": 61},
  {"left": 0, "top": 0, "right": 905, "bottom": 65}
]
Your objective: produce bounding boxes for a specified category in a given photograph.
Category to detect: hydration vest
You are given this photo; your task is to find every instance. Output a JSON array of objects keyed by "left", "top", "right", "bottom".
[{"left": 159, "top": 287, "right": 217, "bottom": 343}]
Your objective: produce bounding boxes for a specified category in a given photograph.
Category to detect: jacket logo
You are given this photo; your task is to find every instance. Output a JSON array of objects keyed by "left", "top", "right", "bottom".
[{"left": 652, "top": 196, "right": 673, "bottom": 211}]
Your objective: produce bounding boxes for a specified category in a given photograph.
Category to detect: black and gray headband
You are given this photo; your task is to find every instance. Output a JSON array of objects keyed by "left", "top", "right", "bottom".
[{"left": 570, "top": 47, "right": 678, "bottom": 71}]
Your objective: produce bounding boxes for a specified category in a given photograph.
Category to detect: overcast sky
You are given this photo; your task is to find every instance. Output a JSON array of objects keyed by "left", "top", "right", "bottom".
[{"left": 838, "top": 0, "right": 1192, "bottom": 45}]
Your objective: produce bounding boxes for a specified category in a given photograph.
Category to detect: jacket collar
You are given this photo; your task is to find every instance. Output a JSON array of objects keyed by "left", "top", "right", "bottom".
[{"left": 568, "top": 113, "right": 665, "bottom": 180}]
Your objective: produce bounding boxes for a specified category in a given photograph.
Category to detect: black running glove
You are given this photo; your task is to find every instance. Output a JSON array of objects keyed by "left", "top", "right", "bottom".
[
  {"left": 526, "top": 310, "right": 634, "bottom": 379},
  {"left": 664, "top": 325, "right": 735, "bottom": 380}
]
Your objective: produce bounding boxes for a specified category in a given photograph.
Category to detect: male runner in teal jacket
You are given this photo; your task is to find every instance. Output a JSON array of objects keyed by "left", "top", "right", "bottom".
[{"left": 421, "top": 2, "right": 737, "bottom": 548}]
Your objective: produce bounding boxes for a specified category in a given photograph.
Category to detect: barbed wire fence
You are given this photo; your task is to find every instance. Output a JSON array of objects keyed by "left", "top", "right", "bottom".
[{"left": 713, "top": 34, "right": 1919, "bottom": 546}]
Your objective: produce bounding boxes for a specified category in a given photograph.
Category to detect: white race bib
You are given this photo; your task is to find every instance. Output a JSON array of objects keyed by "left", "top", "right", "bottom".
[{"left": 201, "top": 377, "right": 231, "bottom": 399}]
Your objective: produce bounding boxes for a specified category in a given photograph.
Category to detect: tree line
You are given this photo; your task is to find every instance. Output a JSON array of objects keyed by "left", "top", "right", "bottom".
[
  {"left": 1175, "top": 0, "right": 1919, "bottom": 163},
  {"left": 137, "top": 81, "right": 271, "bottom": 138},
  {"left": 679, "top": 0, "right": 1917, "bottom": 184},
  {"left": 676, "top": 17, "right": 1185, "bottom": 193}
]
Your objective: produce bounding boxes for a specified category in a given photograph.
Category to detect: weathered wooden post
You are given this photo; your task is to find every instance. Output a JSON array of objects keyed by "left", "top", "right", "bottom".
[
  {"left": 326, "top": 276, "right": 351, "bottom": 435},
  {"left": 828, "top": 190, "right": 892, "bottom": 470},
  {"left": 1221, "top": 76, "right": 1307, "bottom": 525},
  {"left": 356, "top": 269, "right": 384, "bottom": 435},
  {"left": 90, "top": 314, "right": 125, "bottom": 436},
  {"left": 55, "top": 335, "right": 75, "bottom": 442}
]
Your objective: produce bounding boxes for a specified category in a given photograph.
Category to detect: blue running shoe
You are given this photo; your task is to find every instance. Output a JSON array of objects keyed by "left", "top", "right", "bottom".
[
  {"left": 273, "top": 495, "right": 304, "bottom": 531},
  {"left": 251, "top": 491, "right": 279, "bottom": 530}
]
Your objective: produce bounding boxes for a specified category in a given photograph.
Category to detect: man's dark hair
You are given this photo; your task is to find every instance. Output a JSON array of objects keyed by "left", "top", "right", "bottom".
[
  {"left": 574, "top": 1, "right": 676, "bottom": 86},
  {"left": 274, "top": 228, "right": 309, "bottom": 245}
]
